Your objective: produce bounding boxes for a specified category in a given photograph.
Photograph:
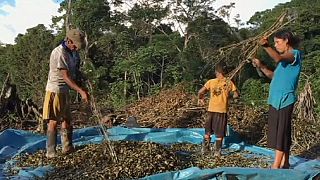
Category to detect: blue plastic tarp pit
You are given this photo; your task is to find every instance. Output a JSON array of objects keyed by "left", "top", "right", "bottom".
[{"left": 0, "top": 126, "right": 319, "bottom": 179}]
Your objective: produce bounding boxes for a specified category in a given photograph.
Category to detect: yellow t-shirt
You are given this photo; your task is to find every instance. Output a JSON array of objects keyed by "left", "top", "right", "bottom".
[{"left": 204, "top": 78, "right": 237, "bottom": 113}]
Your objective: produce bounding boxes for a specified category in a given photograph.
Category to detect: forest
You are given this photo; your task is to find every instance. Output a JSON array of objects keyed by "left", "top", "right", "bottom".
[
  {"left": 0, "top": 0, "right": 319, "bottom": 179},
  {"left": 0, "top": 0, "right": 319, "bottom": 110}
]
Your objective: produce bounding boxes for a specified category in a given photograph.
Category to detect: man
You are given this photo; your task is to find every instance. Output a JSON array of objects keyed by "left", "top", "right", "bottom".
[
  {"left": 198, "top": 63, "right": 239, "bottom": 157},
  {"left": 43, "top": 29, "right": 89, "bottom": 158}
]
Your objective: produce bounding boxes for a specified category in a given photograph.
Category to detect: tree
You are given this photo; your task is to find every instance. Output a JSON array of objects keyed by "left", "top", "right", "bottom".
[
  {"left": 52, "top": 0, "right": 112, "bottom": 41},
  {"left": 3, "top": 24, "right": 55, "bottom": 103},
  {"left": 110, "top": 34, "right": 181, "bottom": 102}
]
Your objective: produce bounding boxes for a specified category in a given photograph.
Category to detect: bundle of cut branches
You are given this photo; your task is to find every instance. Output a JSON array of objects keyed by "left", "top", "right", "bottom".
[
  {"left": 204, "top": 11, "right": 296, "bottom": 79},
  {"left": 295, "top": 77, "right": 316, "bottom": 122}
]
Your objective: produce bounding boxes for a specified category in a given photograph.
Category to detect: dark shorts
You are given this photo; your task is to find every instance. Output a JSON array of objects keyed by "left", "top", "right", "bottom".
[
  {"left": 205, "top": 112, "right": 227, "bottom": 138},
  {"left": 267, "top": 104, "right": 294, "bottom": 152}
]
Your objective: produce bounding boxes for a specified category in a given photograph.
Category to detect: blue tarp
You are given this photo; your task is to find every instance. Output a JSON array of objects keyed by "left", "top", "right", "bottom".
[{"left": 0, "top": 126, "right": 319, "bottom": 179}]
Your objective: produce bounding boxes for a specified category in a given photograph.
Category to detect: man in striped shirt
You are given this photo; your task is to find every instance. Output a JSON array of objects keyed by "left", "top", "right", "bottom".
[{"left": 43, "top": 29, "right": 89, "bottom": 158}]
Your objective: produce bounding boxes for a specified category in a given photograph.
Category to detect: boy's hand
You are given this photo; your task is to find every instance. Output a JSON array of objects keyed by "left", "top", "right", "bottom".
[
  {"left": 198, "top": 98, "right": 205, "bottom": 106},
  {"left": 233, "top": 98, "right": 239, "bottom": 103}
]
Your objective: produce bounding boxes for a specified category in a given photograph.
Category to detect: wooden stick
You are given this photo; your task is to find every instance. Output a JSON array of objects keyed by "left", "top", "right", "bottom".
[{"left": 178, "top": 107, "right": 206, "bottom": 111}]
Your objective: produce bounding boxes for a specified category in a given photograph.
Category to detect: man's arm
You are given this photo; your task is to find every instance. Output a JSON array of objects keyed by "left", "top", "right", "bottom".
[{"left": 61, "top": 69, "right": 89, "bottom": 103}]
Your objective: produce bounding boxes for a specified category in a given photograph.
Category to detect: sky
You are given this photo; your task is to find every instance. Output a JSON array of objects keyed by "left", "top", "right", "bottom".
[
  {"left": 214, "top": 0, "right": 290, "bottom": 26},
  {"left": 0, "top": 0, "right": 62, "bottom": 44},
  {"left": 0, "top": 0, "right": 290, "bottom": 45}
]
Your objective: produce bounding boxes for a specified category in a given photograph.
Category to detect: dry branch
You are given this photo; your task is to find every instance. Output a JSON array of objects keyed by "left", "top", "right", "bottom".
[
  {"left": 295, "top": 74, "right": 316, "bottom": 122},
  {"left": 206, "top": 11, "right": 296, "bottom": 79},
  {"left": 87, "top": 81, "right": 118, "bottom": 163}
]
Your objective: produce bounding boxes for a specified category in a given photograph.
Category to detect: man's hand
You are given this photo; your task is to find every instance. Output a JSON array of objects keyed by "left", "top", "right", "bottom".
[
  {"left": 79, "top": 90, "right": 89, "bottom": 103},
  {"left": 61, "top": 69, "right": 90, "bottom": 103},
  {"left": 198, "top": 98, "right": 205, "bottom": 106}
]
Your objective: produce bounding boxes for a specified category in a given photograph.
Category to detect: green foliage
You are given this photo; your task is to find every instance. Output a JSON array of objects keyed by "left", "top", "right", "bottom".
[
  {"left": 53, "top": 0, "right": 112, "bottom": 41},
  {"left": 180, "top": 43, "right": 204, "bottom": 81},
  {"left": 240, "top": 79, "right": 269, "bottom": 107},
  {"left": 108, "top": 80, "right": 134, "bottom": 109},
  {"left": 171, "top": 0, "right": 217, "bottom": 23},
  {"left": 128, "top": 1, "right": 169, "bottom": 37},
  {"left": 0, "top": 45, "right": 8, "bottom": 85},
  {"left": 188, "top": 15, "right": 236, "bottom": 49},
  {"left": 0, "top": 25, "right": 55, "bottom": 103},
  {"left": 83, "top": 60, "right": 109, "bottom": 88},
  {"left": 181, "top": 13, "right": 238, "bottom": 80},
  {"left": 111, "top": 45, "right": 174, "bottom": 98},
  {"left": 1, "top": 0, "right": 320, "bottom": 113}
]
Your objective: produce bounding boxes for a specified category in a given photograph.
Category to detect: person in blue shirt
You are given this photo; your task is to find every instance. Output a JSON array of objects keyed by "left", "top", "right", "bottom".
[{"left": 252, "top": 30, "right": 302, "bottom": 169}]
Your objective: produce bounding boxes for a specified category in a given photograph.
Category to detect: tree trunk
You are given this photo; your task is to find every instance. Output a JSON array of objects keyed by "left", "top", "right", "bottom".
[
  {"left": 66, "top": 0, "right": 72, "bottom": 31},
  {"left": 124, "top": 71, "right": 127, "bottom": 97},
  {"left": 133, "top": 71, "right": 140, "bottom": 100},
  {"left": 0, "top": 74, "right": 10, "bottom": 103},
  {"left": 160, "top": 57, "right": 164, "bottom": 88}
]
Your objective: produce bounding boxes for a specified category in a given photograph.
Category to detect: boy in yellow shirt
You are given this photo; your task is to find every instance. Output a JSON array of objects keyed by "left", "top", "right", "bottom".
[{"left": 198, "top": 63, "right": 239, "bottom": 156}]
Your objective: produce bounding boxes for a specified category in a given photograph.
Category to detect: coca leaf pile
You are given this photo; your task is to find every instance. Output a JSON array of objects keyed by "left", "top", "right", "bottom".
[{"left": 10, "top": 141, "right": 270, "bottom": 179}]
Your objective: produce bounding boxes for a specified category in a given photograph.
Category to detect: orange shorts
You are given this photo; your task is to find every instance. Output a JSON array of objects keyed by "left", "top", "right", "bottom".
[{"left": 42, "top": 91, "right": 71, "bottom": 122}]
